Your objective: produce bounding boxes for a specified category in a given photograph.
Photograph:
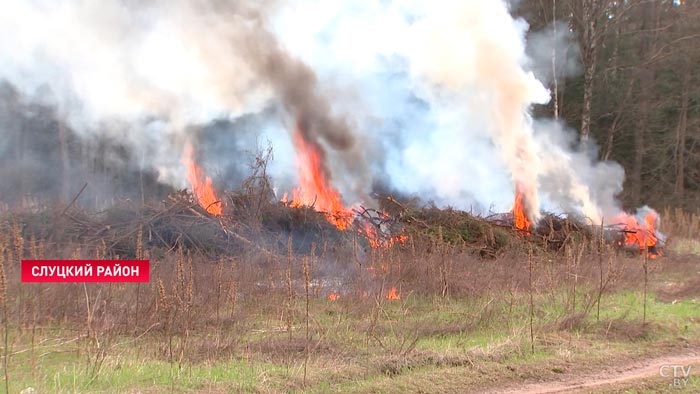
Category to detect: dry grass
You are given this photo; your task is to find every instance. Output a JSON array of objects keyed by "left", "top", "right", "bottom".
[
  {"left": 0, "top": 203, "right": 695, "bottom": 392},
  {"left": 662, "top": 206, "right": 700, "bottom": 239}
]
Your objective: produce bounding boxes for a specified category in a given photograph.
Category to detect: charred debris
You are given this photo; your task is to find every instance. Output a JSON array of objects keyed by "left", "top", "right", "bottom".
[{"left": 2, "top": 188, "right": 662, "bottom": 262}]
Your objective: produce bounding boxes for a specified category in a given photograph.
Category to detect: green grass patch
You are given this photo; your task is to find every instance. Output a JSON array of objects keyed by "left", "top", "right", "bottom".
[
  {"left": 669, "top": 238, "right": 700, "bottom": 255},
  {"left": 4, "top": 285, "right": 700, "bottom": 394}
]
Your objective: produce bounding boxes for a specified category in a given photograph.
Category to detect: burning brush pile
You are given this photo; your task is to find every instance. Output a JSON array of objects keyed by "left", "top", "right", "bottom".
[
  {"left": 496, "top": 190, "right": 664, "bottom": 257},
  {"left": 20, "top": 130, "right": 660, "bottom": 263},
  {"left": 0, "top": 1, "right": 668, "bottom": 263},
  {"left": 6, "top": 122, "right": 664, "bottom": 263}
]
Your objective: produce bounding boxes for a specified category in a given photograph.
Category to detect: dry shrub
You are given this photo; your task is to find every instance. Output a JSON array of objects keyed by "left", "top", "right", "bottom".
[
  {"left": 662, "top": 206, "right": 700, "bottom": 239},
  {"left": 592, "top": 319, "right": 655, "bottom": 341}
]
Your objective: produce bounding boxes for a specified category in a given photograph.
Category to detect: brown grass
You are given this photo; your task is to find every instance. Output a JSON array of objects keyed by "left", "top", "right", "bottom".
[
  {"left": 0, "top": 201, "right": 695, "bottom": 392},
  {"left": 662, "top": 206, "right": 700, "bottom": 239}
]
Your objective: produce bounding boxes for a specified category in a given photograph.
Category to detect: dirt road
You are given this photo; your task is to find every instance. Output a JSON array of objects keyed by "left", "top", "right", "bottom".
[{"left": 493, "top": 351, "right": 700, "bottom": 393}]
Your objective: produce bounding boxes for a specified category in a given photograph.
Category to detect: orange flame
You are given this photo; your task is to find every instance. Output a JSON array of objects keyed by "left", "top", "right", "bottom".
[
  {"left": 285, "top": 125, "right": 353, "bottom": 230},
  {"left": 182, "top": 142, "right": 222, "bottom": 216},
  {"left": 328, "top": 293, "right": 339, "bottom": 301},
  {"left": 619, "top": 211, "right": 659, "bottom": 256},
  {"left": 358, "top": 220, "right": 408, "bottom": 249},
  {"left": 513, "top": 187, "right": 531, "bottom": 232},
  {"left": 367, "top": 263, "right": 391, "bottom": 278},
  {"left": 386, "top": 287, "right": 400, "bottom": 300}
]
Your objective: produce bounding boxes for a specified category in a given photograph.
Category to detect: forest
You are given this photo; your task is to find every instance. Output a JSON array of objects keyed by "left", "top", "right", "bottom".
[{"left": 520, "top": 0, "right": 699, "bottom": 210}]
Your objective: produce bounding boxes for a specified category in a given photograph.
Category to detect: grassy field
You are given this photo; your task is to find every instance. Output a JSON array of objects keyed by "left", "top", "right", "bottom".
[
  {"left": 3, "top": 256, "right": 699, "bottom": 393},
  {"left": 0, "top": 207, "right": 698, "bottom": 393}
]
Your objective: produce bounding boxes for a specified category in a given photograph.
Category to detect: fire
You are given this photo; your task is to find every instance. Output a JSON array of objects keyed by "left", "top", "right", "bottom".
[
  {"left": 284, "top": 121, "right": 408, "bottom": 245},
  {"left": 328, "top": 293, "right": 339, "bottom": 301},
  {"left": 181, "top": 142, "right": 222, "bottom": 216},
  {"left": 367, "top": 262, "right": 391, "bottom": 278},
  {"left": 513, "top": 186, "right": 531, "bottom": 232},
  {"left": 284, "top": 124, "right": 353, "bottom": 230},
  {"left": 618, "top": 211, "right": 660, "bottom": 257},
  {"left": 359, "top": 220, "right": 408, "bottom": 249},
  {"left": 386, "top": 287, "right": 400, "bottom": 300}
]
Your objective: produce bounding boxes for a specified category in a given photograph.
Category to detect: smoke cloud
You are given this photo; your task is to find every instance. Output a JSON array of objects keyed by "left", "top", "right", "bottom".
[
  {"left": 0, "top": 0, "right": 630, "bottom": 225},
  {"left": 0, "top": 0, "right": 368, "bottom": 200},
  {"left": 526, "top": 21, "right": 581, "bottom": 87}
]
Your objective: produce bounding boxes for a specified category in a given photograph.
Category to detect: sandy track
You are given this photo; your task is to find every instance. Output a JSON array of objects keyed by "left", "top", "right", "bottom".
[{"left": 492, "top": 351, "right": 700, "bottom": 393}]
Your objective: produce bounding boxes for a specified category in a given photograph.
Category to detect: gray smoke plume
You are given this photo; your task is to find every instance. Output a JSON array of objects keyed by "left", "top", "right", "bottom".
[
  {"left": 526, "top": 21, "right": 582, "bottom": 87},
  {"left": 237, "top": 12, "right": 370, "bottom": 202},
  {"left": 270, "top": 0, "right": 629, "bottom": 223},
  {"left": 0, "top": 0, "right": 369, "bottom": 206},
  {"left": 0, "top": 0, "right": 637, "bottom": 227}
]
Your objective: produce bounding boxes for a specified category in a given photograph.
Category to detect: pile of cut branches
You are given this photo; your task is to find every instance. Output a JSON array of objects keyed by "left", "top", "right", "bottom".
[
  {"left": 5, "top": 190, "right": 351, "bottom": 260},
  {"left": 2, "top": 189, "right": 619, "bottom": 262},
  {"left": 373, "top": 195, "right": 596, "bottom": 256}
]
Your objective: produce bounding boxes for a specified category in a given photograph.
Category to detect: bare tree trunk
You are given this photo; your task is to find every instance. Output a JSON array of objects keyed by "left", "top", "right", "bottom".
[
  {"left": 601, "top": 0, "right": 626, "bottom": 161},
  {"left": 573, "top": 0, "right": 613, "bottom": 144},
  {"left": 631, "top": 95, "right": 646, "bottom": 205},
  {"left": 580, "top": 65, "right": 595, "bottom": 143},
  {"left": 603, "top": 81, "right": 634, "bottom": 161},
  {"left": 674, "top": 68, "right": 690, "bottom": 198},
  {"left": 579, "top": 0, "right": 598, "bottom": 143},
  {"left": 631, "top": 1, "right": 659, "bottom": 206},
  {"left": 609, "top": 3, "right": 621, "bottom": 82}
]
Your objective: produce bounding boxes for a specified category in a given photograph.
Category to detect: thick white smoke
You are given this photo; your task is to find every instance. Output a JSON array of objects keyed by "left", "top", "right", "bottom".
[
  {"left": 0, "top": 0, "right": 628, "bottom": 224},
  {"left": 0, "top": 0, "right": 270, "bottom": 186}
]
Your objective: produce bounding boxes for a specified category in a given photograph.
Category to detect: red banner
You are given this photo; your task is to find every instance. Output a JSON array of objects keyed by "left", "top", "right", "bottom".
[{"left": 21, "top": 260, "right": 150, "bottom": 282}]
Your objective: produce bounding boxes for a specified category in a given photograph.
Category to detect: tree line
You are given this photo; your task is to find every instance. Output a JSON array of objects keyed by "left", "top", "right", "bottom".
[{"left": 519, "top": 0, "right": 699, "bottom": 210}]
